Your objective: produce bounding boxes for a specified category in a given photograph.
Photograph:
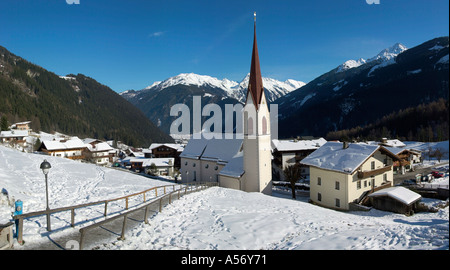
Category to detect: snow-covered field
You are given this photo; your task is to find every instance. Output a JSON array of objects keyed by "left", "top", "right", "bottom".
[{"left": 0, "top": 145, "right": 448, "bottom": 250}]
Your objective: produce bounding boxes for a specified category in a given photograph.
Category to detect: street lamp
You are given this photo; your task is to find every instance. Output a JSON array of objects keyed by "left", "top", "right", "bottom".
[{"left": 40, "top": 159, "right": 51, "bottom": 231}]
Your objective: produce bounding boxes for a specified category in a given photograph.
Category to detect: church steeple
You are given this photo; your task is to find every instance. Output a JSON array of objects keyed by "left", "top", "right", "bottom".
[{"left": 246, "top": 12, "right": 264, "bottom": 111}]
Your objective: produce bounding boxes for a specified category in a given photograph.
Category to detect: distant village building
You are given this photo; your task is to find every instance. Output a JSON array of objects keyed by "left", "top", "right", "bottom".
[
  {"left": 301, "top": 142, "right": 400, "bottom": 211},
  {"left": 9, "top": 121, "right": 31, "bottom": 132},
  {"left": 38, "top": 137, "right": 87, "bottom": 160},
  {"left": 122, "top": 157, "right": 174, "bottom": 176},
  {"left": 148, "top": 143, "right": 185, "bottom": 168},
  {"left": 82, "top": 138, "right": 116, "bottom": 165},
  {"left": 272, "top": 138, "right": 327, "bottom": 181},
  {"left": 0, "top": 130, "right": 28, "bottom": 147},
  {"left": 180, "top": 17, "right": 272, "bottom": 195}
]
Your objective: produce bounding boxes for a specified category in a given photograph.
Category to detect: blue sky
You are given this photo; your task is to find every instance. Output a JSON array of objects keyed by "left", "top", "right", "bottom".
[{"left": 1, "top": 0, "right": 448, "bottom": 92}]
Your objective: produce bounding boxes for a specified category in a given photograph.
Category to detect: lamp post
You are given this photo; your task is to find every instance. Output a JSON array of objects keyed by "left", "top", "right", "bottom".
[{"left": 40, "top": 159, "right": 51, "bottom": 231}]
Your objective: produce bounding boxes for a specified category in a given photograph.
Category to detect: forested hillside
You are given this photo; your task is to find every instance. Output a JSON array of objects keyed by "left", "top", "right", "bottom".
[
  {"left": 0, "top": 45, "right": 172, "bottom": 147},
  {"left": 326, "top": 98, "right": 449, "bottom": 142}
]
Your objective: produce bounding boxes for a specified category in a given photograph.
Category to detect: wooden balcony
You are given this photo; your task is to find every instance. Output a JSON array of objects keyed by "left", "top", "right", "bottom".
[{"left": 357, "top": 165, "right": 392, "bottom": 179}]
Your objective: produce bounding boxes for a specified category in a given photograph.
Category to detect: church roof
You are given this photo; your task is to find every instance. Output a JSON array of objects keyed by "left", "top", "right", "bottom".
[{"left": 246, "top": 19, "right": 264, "bottom": 110}]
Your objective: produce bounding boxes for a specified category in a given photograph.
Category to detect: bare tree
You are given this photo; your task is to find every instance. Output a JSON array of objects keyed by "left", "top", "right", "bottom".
[{"left": 283, "top": 164, "right": 302, "bottom": 199}]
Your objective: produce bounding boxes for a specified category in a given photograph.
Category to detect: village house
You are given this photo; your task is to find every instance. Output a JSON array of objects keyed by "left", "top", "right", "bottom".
[
  {"left": 147, "top": 143, "right": 185, "bottom": 168},
  {"left": 272, "top": 138, "right": 327, "bottom": 181},
  {"left": 0, "top": 130, "right": 29, "bottom": 148},
  {"left": 9, "top": 121, "right": 31, "bottom": 132},
  {"left": 38, "top": 137, "right": 87, "bottom": 160},
  {"left": 82, "top": 138, "right": 117, "bottom": 165},
  {"left": 122, "top": 157, "right": 174, "bottom": 176},
  {"left": 301, "top": 142, "right": 400, "bottom": 211},
  {"left": 384, "top": 147, "right": 421, "bottom": 174}
]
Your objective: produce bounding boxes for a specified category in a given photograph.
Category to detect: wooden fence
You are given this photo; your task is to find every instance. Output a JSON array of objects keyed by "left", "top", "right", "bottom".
[{"left": 13, "top": 182, "right": 217, "bottom": 247}]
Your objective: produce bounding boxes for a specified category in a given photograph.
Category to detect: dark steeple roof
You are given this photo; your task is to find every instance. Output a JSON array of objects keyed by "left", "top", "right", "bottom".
[{"left": 246, "top": 16, "right": 264, "bottom": 111}]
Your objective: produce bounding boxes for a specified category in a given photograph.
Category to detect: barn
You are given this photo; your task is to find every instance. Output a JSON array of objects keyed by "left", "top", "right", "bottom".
[{"left": 368, "top": 186, "right": 422, "bottom": 215}]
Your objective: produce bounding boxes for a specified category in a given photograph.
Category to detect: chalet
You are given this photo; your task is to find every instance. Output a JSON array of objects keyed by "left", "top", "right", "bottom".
[
  {"left": 148, "top": 143, "right": 185, "bottom": 168},
  {"left": 122, "top": 157, "right": 174, "bottom": 176},
  {"left": 38, "top": 137, "right": 87, "bottom": 160},
  {"left": 82, "top": 138, "right": 116, "bottom": 165},
  {"left": 384, "top": 147, "right": 421, "bottom": 174},
  {"left": 9, "top": 121, "right": 31, "bottom": 132},
  {"left": 301, "top": 142, "right": 400, "bottom": 211},
  {"left": 272, "top": 138, "right": 327, "bottom": 181},
  {"left": 0, "top": 130, "right": 28, "bottom": 147}
]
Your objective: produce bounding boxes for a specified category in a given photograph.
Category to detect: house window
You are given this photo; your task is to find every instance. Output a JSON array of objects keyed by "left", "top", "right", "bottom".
[
  {"left": 318, "top": 193, "right": 322, "bottom": 201},
  {"left": 357, "top": 181, "right": 361, "bottom": 189},
  {"left": 193, "top": 171, "right": 197, "bottom": 181},
  {"left": 205, "top": 164, "right": 209, "bottom": 169},
  {"left": 335, "top": 181, "right": 340, "bottom": 190},
  {"left": 335, "top": 198, "right": 340, "bottom": 208},
  {"left": 383, "top": 173, "right": 387, "bottom": 182},
  {"left": 364, "top": 180, "right": 367, "bottom": 188},
  {"left": 214, "top": 166, "right": 218, "bottom": 171},
  {"left": 185, "top": 161, "right": 188, "bottom": 166},
  {"left": 371, "top": 161, "right": 375, "bottom": 170},
  {"left": 193, "top": 163, "right": 196, "bottom": 167},
  {"left": 317, "top": 177, "right": 321, "bottom": 186}
]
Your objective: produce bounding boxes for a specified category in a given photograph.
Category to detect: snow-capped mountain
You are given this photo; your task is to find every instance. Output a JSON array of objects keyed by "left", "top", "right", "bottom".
[
  {"left": 275, "top": 36, "right": 449, "bottom": 139},
  {"left": 336, "top": 43, "right": 408, "bottom": 73},
  {"left": 120, "top": 73, "right": 305, "bottom": 134},
  {"left": 133, "top": 72, "right": 305, "bottom": 103}
]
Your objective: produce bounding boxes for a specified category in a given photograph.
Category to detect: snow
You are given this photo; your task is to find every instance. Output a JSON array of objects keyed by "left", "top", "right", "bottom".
[
  {"left": 407, "top": 69, "right": 422, "bottom": 75},
  {"left": 1, "top": 145, "right": 448, "bottom": 250},
  {"left": 337, "top": 43, "right": 408, "bottom": 75}
]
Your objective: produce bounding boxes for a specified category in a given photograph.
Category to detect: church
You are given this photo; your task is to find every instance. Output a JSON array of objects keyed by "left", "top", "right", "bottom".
[{"left": 180, "top": 15, "right": 273, "bottom": 195}]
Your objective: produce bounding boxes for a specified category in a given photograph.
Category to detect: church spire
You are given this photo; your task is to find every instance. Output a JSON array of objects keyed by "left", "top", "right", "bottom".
[{"left": 247, "top": 12, "right": 264, "bottom": 111}]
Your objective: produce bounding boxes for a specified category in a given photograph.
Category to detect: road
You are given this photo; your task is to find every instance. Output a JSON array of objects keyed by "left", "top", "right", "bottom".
[{"left": 393, "top": 162, "right": 449, "bottom": 185}]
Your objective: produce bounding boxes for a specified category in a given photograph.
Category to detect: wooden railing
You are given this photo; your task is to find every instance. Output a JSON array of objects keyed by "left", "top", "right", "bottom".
[
  {"left": 13, "top": 182, "right": 217, "bottom": 246},
  {"left": 357, "top": 165, "right": 392, "bottom": 179},
  {"left": 78, "top": 182, "right": 217, "bottom": 249}
]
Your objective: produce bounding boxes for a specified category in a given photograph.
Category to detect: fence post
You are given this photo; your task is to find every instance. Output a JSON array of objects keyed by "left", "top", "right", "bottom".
[
  {"left": 71, "top": 209, "right": 75, "bottom": 227},
  {"left": 159, "top": 198, "right": 162, "bottom": 212},
  {"left": 17, "top": 218, "right": 23, "bottom": 245},
  {"left": 144, "top": 205, "right": 149, "bottom": 224},
  {"left": 104, "top": 202, "right": 108, "bottom": 216},
  {"left": 119, "top": 214, "right": 128, "bottom": 240},
  {"left": 79, "top": 229, "right": 85, "bottom": 250},
  {"left": 125, "top": 197, "right": 129, "bottom": 210}
]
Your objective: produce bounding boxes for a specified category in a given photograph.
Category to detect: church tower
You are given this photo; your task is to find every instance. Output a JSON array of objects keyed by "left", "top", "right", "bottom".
[{"left": 243, "top": 13, "right": 272, "bottom": 195}]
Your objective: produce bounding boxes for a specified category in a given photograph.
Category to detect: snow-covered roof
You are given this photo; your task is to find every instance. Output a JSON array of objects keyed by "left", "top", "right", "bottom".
[
  {"left": 85, "top": 142, "right": 114, "bottom": 152},
  {"left": 272, "top": 138, "right": 327, "bottom": 152},
  {"left": 0, "top": 130, "right": 29, "bottom": 138},
  {"left": 381, "top": 139, "right": 406, "bottom": 148},
  {"left": 219, "top": 152, "right": 244, "bottom": 178},
  {"left": 368, "top": 186, "right": 421, "bottom": 205},
  {"left": 42, "top": 137, "right": 87, "bottom": 151},
  {"left": 180, "top": 134, "right": 242, "bottom": 163},
  {"left": 300, "top": 142, "right": 381, "bottom": 174},
  {"left": 149, "top": 143, "right": 185, "bottom": 152}
]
